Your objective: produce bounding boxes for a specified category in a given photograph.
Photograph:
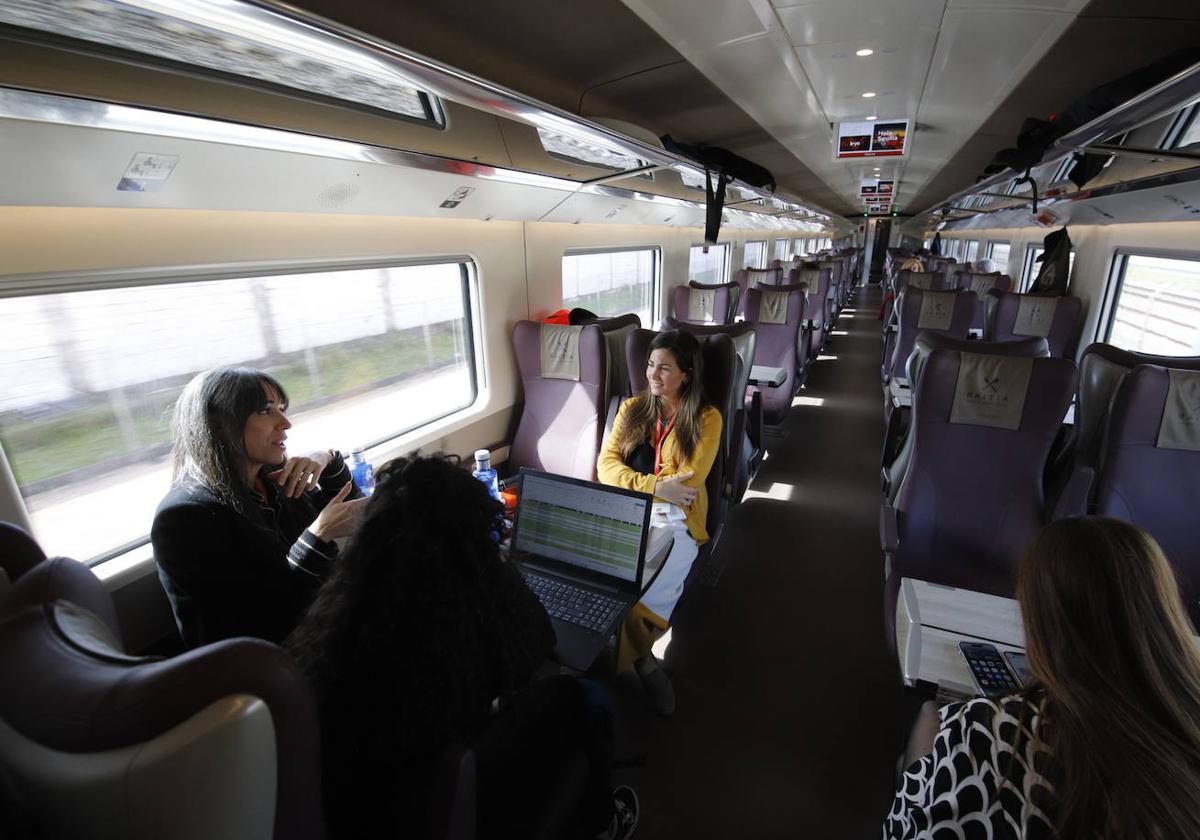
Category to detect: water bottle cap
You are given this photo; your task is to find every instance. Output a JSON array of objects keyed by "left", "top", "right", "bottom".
[{"left": 474, "top": 449, "right": 490, "bottom": 465}]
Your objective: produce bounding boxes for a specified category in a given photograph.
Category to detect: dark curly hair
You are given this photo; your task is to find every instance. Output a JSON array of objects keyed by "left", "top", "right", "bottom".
[{"left": 287, "top": 454, "right": 551, "bottom": 834}]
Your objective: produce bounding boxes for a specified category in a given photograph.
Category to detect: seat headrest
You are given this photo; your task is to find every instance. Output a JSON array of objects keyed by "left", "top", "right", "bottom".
[
  {"left": 949, "top": 353, "right": 1035, "bottom": 430},
  {"left": 0, "top": 556, "right": 121, "bottom": 645},
  {"left": 914, "top": 332, "right": 1049, "bottom": 358},
  {"left": 1156, "top": 368, "right": 1200, "bottom": 452},
  {"left": 685, "top": 287, "right": 717, "bottom": 322},
  {"left": 539, "top": 323, "right": 583, "bottom": 381},
  {"left": 916, "top": 290, "right": 960, "bottom": 330},
  {"left": 1012, "top": 295, "right": 1059, "bottom": 338}
]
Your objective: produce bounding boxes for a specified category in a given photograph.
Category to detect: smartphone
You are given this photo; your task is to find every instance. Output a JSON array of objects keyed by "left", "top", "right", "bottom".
[
  {"left": 1003, "top": 651, "right": 1033, "bottom": 687},
  {"left": 958, "top": 641, "right": 1022, "bottom": 698}
]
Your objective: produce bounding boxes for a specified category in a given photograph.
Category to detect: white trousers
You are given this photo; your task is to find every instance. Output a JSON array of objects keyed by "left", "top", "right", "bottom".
[{"left": 641, "top": 521, "right": 698, "bottom": 621}]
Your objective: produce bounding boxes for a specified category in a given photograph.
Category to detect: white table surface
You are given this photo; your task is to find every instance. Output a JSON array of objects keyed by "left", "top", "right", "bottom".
[
  {"left": 749, "top": 365, "right": 787, "bottom": 388},
  {"left": 895, "top": 578, "right": 1024, "bottom": 695}
]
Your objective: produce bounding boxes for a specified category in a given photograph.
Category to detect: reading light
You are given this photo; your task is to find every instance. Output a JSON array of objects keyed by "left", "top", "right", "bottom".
[
  {"left": 862, "top": 92, "right": 877, "bottom": 99},
  {"left": 866, "top": 115, "right": 879, "bottom": 121},
  {"left": 855, "top": 48, "right": 874, "bottom": 57}
]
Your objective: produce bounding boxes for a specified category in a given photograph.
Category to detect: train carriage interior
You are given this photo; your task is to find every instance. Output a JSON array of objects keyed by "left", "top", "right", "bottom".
[{"left": 0, "top": 0, "right": 1199, "bottom": 837}]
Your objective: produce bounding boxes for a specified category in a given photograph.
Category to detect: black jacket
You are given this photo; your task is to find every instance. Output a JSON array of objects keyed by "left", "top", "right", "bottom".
[{"left": 152, "top": 454, "right": 357, "bottom": 648}]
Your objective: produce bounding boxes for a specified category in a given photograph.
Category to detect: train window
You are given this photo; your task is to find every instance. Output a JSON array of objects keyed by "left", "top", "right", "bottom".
[
  {"left": 562, "top": 247, "right": 660, "bottom": 327},
  {"left": 773, "top": 239, "right": 791, "bottom": 263},
  {"left": 689, "top": 244, "right": 731, "bottom": 285},
  {"left": 0, "top": 260, "right": 478, "bottom": 565},
  {"left": 1104, "top": 253, "right": 1200, "bottom": 354},
  {"left": 987, "top": 242, "right": 1011, "bottom": 272},
  {"left": 1020, "top": 245, "right": 1075, "bottom": 292},
  {"left": 963, "top": 241, "right": 980, "bottom": 263},
  {"left": 743, "top": 241, "right": 768, "bottom": 269}
]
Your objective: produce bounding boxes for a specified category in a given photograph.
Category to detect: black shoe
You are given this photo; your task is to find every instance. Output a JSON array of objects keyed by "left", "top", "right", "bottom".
[{"left": 597, "top": 785, "right": 639, "bottom": 840}]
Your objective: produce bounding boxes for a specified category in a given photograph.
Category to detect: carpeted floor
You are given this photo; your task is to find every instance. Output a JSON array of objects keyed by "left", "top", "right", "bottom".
[{"left": 604, "top": 284, "right": 921, "bottom": 840}]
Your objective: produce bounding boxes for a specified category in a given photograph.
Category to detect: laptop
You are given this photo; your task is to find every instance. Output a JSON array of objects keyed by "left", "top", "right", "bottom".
[{"left": 511, "top": 468, "right": 652, "bottom": 671}]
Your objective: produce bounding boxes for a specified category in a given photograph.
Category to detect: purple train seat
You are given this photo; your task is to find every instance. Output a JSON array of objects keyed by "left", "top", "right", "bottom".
[
  {"left": 743, "top": 284, "right": 808, "bottom": 426},
  {"left": 882, "top": 333, "right": 1051, "bottom": 504},
  {"left": 510, "top": 320, "right": 607, "bottom": 480},
  {"left": 985, "top": 291, "right": 1083, "bottom": 358},
  {"left": 883, "top": 349, "right": 1077, "bottom": 605},
  {"left": 0, "top": 557, "right": 331, "bottom": 840},
  {"left": 670, "top": 283, "right": 738, "bottom": 326},
  {"left": 1091, "top": 365, "right": 1200, "bottom": 620},
  {"left": 884, "top": 289, "right": 976, "bottom": 384}
]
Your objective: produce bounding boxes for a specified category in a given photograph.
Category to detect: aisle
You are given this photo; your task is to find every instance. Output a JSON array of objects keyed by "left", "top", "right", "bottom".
[{"left": 610, "top": 285, "right": 915, "bottom": 839}]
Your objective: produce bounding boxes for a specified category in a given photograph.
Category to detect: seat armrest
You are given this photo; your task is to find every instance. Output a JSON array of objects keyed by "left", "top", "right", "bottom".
[
  {"left": 880, "top": 504, "right": 899, "bottom": 553},
  {"left": 1051, "top": 464, "right": 1094, "bottom": 520}
]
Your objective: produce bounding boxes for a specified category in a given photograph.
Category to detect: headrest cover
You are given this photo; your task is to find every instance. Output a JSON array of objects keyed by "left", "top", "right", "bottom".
[
  {"left": 908, "top": 272, "right": 935, "bottom": 290},
  {"left": 969, "top": 274, "right": 999, "bottom": 296},
  {"left": 539, "top": 323, "right": 582, "bottom": 381},
  {"left": 759, "top": 290, "right": 789, "bottom": 325},
  {"left": 916, "top": 291, "right": 957, "bottom": 330},
  {"left": 1012, "top": 296, "right": 1058, "bottom": 338},
  {"left": 688, "top": 288, "right": 716, "bottom": 322},
  {"left": 1156, "top": 368, "right": 1200, "bottom": 452},
  {"left": 749, "top": 273, "right": 775, "bottom": 289},
  {"left": 950, "top": 353, "right": 1034, "bottom": 430}
]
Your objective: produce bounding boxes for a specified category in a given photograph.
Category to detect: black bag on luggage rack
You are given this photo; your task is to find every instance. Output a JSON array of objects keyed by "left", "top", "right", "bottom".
[{"left": 1029, "top": 228, "right": 1072, "bottom": 296}]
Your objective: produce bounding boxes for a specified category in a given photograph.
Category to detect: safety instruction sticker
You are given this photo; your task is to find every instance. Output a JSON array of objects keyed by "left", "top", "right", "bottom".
[
  {"left": 439, "top": 186, "right": 475, "bottom": 209},
  {"left": 117, "top": 153, "right": 179, "bottom": 192}
]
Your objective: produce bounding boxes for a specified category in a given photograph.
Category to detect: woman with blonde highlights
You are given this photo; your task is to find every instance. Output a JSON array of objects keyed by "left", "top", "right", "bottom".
[{"left": 885, "top": 516, "right": 1200, "bottom": 838}]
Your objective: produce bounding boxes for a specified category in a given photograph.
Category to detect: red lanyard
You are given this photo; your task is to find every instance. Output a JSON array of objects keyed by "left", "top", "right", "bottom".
[{"left": 652, "top": 414, "right": 676, "bottom": 475}]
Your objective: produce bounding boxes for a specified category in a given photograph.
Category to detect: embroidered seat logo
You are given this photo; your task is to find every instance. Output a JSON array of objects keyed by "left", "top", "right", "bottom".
[{"left": 966, "top": 375, "right": 1008, "bottom": 404}]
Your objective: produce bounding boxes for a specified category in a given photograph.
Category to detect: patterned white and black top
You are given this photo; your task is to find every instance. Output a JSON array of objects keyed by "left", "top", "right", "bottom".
[{"left": 884, "top": 694, "right": 1058, "bottom": 839}]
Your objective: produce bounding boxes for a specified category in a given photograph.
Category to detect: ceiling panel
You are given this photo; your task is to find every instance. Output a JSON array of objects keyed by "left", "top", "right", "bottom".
[
  {"left": 614, "top": 0, "right": 769, "bottom": 52},
  {"left": 794, "top": 32, "right": 938, "bottom": 121},
  {"left": 774, "top": 0, "right": 945, "bottom": 46}
]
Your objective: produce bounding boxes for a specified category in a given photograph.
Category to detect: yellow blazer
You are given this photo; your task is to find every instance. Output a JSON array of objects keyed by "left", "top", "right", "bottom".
[{"left": 597, "top": 400, "right": 723, "bottom": 544}]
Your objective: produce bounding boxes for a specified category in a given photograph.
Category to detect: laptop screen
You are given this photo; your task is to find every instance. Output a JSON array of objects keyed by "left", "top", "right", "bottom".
[{"left": 515, "top": 472, "right": 648, "bottom": 582}]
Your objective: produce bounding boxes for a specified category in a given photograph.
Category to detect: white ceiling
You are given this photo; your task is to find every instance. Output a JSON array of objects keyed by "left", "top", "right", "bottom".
[{"left": 621, "top": 0, "right": 1091, "bottom": 214}]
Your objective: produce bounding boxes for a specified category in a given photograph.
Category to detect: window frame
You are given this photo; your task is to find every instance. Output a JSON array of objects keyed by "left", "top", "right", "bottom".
[
  {"left": 0, "top": 254, "right": 484, "bottom": 567},
  {"left": 743, "top": 240, "right": 768, "bottom": 270},
  {"left": 1097, "top": 247, "right": 1200, "bottom": 347},
  {"left": 561, "top": 245, "right": 662, "bottom": 326},
  {"left": 1020, "top": 244, "right": 1044, "bottom": 292},
  {"left": 688, "top": 242, "right": 732, "bottom": 286}
]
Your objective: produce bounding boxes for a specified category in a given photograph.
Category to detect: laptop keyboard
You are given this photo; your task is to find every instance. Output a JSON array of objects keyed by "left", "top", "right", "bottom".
[{"left": 523, "top": 572, "right": 624, "bottom": 633}]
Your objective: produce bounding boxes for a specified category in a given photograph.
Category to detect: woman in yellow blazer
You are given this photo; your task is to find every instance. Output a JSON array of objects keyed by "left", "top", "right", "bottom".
[{"left": 598, "top": 329, "right": 722, "bottom": 714}]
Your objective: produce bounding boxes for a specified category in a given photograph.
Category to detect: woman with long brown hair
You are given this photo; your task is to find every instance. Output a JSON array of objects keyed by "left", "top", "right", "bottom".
[
  {"left": 598, "top": 329, "right": 722, "bottom": 715},
  {"left": 885, "top": 516, "right": 1200, "bottom": 838}
]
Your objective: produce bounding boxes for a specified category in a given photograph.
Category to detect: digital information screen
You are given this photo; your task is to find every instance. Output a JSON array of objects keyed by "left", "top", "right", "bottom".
[
  {"left": 516, "top": 474, "right": 646, "bottom": 581},
  {"left": 837, "top": 119, "right": 909, "bottom": 159}
]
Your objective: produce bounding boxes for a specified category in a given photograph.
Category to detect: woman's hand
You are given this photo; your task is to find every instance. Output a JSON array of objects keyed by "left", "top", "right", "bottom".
[
  {"left": 267, "top": 450, "right": 332, "bottom": 498},
  {"left": 654, "top": 470, "right": 698, "bottom": 509},
  {"left": 309, "top": 482, "right": 368, "bottom": 541}
]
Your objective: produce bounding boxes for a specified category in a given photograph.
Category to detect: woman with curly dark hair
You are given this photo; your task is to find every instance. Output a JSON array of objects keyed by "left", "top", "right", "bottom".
[{"left": 288, "top": 454, "right": 638, "bottom": 839}]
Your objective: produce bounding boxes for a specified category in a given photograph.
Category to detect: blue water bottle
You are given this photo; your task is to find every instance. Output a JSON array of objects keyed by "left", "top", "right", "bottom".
[
  {"left": 348, "top": 449, "right": 375, "bottom": 496},
  {"left": 473, "top": 449, "right": 500, "bottom": 501}
]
